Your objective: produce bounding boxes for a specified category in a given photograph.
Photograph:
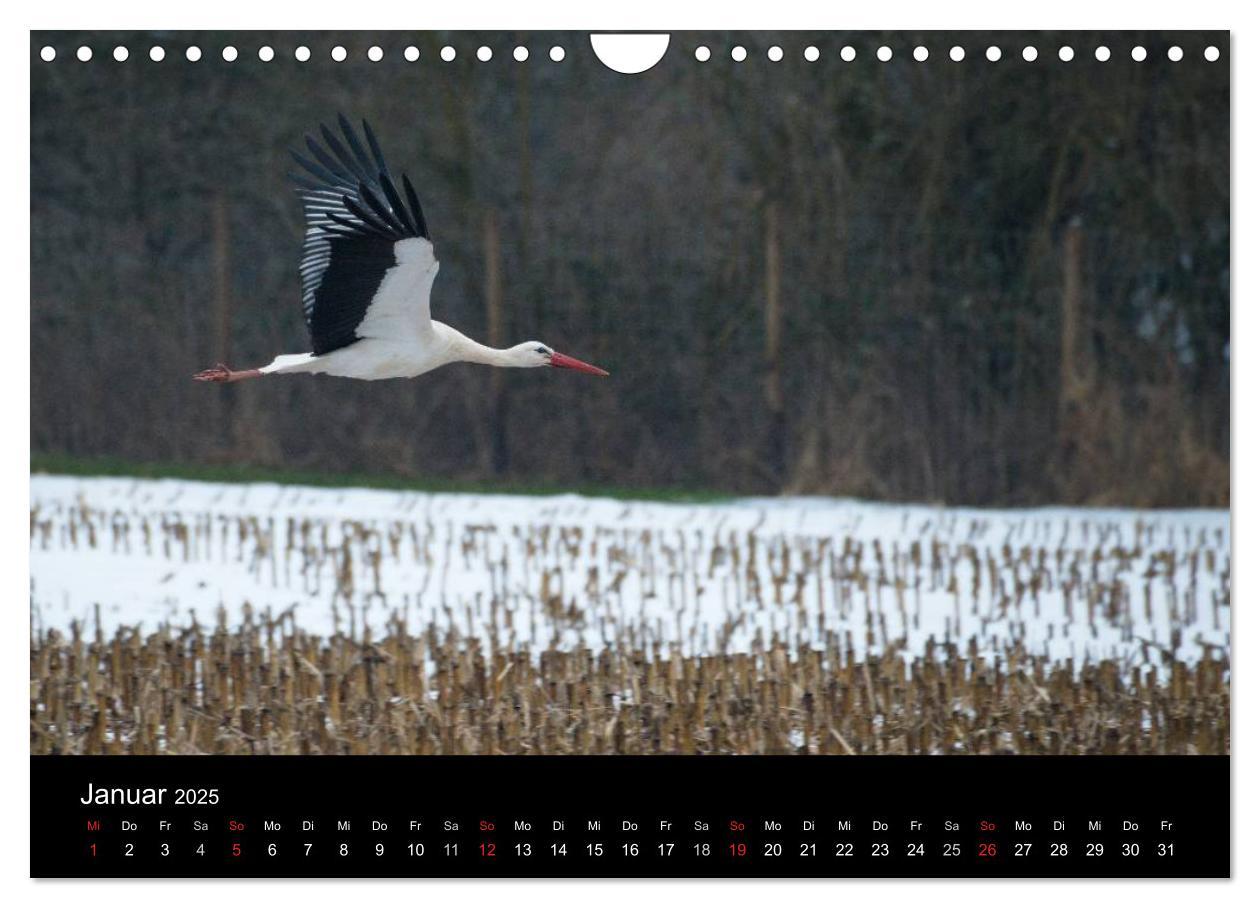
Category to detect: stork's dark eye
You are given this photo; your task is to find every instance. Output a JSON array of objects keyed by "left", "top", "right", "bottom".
[{"left": 535, "top": 346, "right": 548, "bottom": 355}]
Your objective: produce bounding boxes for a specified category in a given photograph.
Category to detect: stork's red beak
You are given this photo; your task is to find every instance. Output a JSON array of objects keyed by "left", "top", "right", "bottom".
[{"left": 549, "top": 352, "right": 609, "bottom": 376}]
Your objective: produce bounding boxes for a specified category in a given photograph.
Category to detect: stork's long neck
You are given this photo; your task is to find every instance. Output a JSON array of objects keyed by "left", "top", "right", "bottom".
[{"left": 445, "top": 328, "right": 520, "bottom": 368}]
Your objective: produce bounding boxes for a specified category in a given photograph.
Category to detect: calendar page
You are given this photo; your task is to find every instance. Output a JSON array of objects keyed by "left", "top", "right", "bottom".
[{"left": 28, "top": 28, "right": 1230, "bottom": 879}]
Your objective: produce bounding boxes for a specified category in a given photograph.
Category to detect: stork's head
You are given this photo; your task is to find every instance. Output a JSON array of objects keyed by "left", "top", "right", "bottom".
[{"left": 512, "top": 342, "right": 609, "bottom": 376}]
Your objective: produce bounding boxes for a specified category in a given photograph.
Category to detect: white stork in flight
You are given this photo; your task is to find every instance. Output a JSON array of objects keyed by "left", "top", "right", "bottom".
[{"left": 194, "top": 116, "right": 608, "bottom": 384}]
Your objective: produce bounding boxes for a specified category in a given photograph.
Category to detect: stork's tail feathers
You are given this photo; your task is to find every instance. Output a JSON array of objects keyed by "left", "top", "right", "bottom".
[{"left": 260, "top": 353, "right": 322, "bottom": 375}]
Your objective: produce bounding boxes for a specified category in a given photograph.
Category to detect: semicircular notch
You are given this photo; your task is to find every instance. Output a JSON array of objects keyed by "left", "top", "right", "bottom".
[{"left": 590, "top": 33, "right": 671, "bottom": 74}]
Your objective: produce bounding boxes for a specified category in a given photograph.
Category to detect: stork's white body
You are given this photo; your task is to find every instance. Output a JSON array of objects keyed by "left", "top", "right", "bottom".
[{"left": 261, "top": 321, "right": 510, "bottom": 380}]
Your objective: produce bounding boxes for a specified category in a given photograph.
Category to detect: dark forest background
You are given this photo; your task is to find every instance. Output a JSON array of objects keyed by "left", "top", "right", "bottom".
[{"left": 30, "top": 31, "right": 1230, "bottom": 506}]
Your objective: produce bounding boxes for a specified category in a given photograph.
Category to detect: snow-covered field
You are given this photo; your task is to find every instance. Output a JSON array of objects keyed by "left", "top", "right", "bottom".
[{"left": 29, "top": 475, "right": 1230, "bottom": 669}]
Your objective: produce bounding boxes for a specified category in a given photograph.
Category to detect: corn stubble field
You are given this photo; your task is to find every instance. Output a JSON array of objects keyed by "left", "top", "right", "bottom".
[{"left": 30, "top": 477, "right": 1230, "bottom": 756}]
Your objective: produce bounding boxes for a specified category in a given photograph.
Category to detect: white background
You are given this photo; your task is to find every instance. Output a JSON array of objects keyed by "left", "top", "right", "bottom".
[{"left": 6, "top": 1, "right": 1250, "bottom": 905}]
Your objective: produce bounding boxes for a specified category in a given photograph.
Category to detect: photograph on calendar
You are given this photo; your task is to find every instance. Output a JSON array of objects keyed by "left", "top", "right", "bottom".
[{"left": 30, "top": 30, "right": 1229, "bottom": 761}]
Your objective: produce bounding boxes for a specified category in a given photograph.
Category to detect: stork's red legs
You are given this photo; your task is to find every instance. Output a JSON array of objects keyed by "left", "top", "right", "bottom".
[{"left": 193, "top": 363, "right": 263, "bottom": 383}]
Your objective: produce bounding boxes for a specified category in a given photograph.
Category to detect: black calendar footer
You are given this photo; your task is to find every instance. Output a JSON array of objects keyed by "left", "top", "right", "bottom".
[{"left": 31, "top": 754, "right": 1229, "bottom": 878}]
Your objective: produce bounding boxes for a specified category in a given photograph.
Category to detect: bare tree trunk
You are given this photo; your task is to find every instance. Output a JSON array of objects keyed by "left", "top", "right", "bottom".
[
  {"left": 211, "top": 192, "right": 237, "bottom": 457},
  {"left": 763, "top": 202, "right": 786, "bottom": 485},
  {"left": 1059, "top": 217, "right": 1089, "bottom": 413},
  {"left": 484, "top": 208, "right": 509, "bottom": 475},
  {"left": 1056, "top": 216, "right": 1092, "bottom": 484},
  {"left": 512, "top": 49, "right": 540, "bottom": 328}
]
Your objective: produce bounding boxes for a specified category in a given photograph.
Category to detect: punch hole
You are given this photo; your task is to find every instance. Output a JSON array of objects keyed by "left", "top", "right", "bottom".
[
  {"left": 295, "top": 46, "right": 311, "bottom": 62},
  {"left": 876, "top": 46, "right": 892, "bottom": 62},
  {"left": 695, "top": 46, "right": 711, "bottom": 62},
  {"left": 331, "top": 46, "right": 347, "bottom": 62},
  {"left": 767, "top": 46, "right": 783, "bottom": 62},
  {"left": 1204, "top": 46, "right": 1219, "bottom": 61},
  {"left": 76, "top": 46, "right": 92, "bottom": 62},
  {"left": 986, "top": 46, "right": 1001, "bottom": 62},
  {"left": 367, "top": 46, "right": 384, "bottom": 62},
  {"left": 1168, "top": 46, "right": 1183, "bottom": 62},
  {"left": 513, "top": 46, "right": 528, "bottom": 62},
  {"left": 550, "top": 46, "right": 566, "bottom": 62},
  {"left": 949, "top": 46, "right": 965, "bottom": 62},
  {"left": 1059, "top": 47, "right": 1074, "bottom": 62},
  {"left": 259, "top": 46, "right": 275, "bottom": 62},
  {"left": 589, "top": 33, "right": 669, "bottom": 73},
  {"left": 149, "top": 46, "right": 165, "bottom": 62},
  {"left": 1095, "top": 46, "right": 1111, "bottom": 61},
  {"left": 441, "top": 46, "right": 456, "bottom": 62},
  {"left": 40, "top": 46, "right": 56, "bottom": 62},
  {"left": 113, "top": 46, "right": 129, "bottom": 62},
  {"left": 404, "top": 46, "right": 420, "bottom": 62},
  {"left": 222, "top": 46, "right": 238, "bottom": 62},
  {"left": 803, "top": 46, "right": 819, "bottom": 62},
  {"left": 840, "top": 46, "right": 856, "bottom": 62},
  {"left": 477, "top": 46, "right": 492, "bottom": 62},
  {"left": 185, "top": 46, "right": 201, "bottom": 62},
  {"left": 1131, "top": 46, "right": 1147, "bottom": 62},
  {"left": 731, "top": 46, "right": 747, "bottom": 62},
  {"left": 1022, "top": 46, "right": 1037, "bottom": 62},
  {"left": 913, "top": 46, "right": 928, "bottom": 62}
]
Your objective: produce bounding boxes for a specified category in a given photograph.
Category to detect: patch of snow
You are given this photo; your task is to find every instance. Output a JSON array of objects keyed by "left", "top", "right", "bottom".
[{"left": 29, "top": 475, "right": 1230, "bottom": 673}]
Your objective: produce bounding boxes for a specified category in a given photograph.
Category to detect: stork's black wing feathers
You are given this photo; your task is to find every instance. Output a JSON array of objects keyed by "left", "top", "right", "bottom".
[
  {"left": 306, "top": 135, "right": 358, "bottom": 186},
  {"left": 402, "top": 175, "right": 429, "bottom": 238},
  {"left": 338, "top": 114, "right": 378, "bottom": 178},
  {"left": 304, "top": 238, "right": 399, "bottom": 358},
  {"left": 362, "top": 120, "right": 393, "bottom": 179},
  {"left": 358, "top": 182, "right": 411, "bottom": 237},
  {"left": 286, "top": 170, "right": 324, "bottom": 193},
  {"left": 325, "top": 210, "right": 384, "bottom": 238},
  {"left": 289, "top": 116, "right": 433, "bottom": 355},
  {"left": 341, "top": 193, "right": 399, "bottom": 239},
  {"left": 317, "top": 124, "right": 362, "bottom": 182},
  {"left": 290, "top": 149, "right": 344, "bottom": 189},
  {"left": 379, "top": 170, "right": 417, "bottom": 236}
]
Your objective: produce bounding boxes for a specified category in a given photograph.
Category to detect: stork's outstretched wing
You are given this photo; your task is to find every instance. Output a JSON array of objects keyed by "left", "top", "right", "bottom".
[{"left": 289, "top": 115, "right": 438, "bottom": 355}]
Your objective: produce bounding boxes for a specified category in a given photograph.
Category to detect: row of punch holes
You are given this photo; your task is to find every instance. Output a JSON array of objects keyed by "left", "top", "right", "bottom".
[
  {"left": 39, "top": 42, "right": 1222, "bottom": 65},
  {"left": 40, "top": 44, "right": 565, "bottom": 63}
]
